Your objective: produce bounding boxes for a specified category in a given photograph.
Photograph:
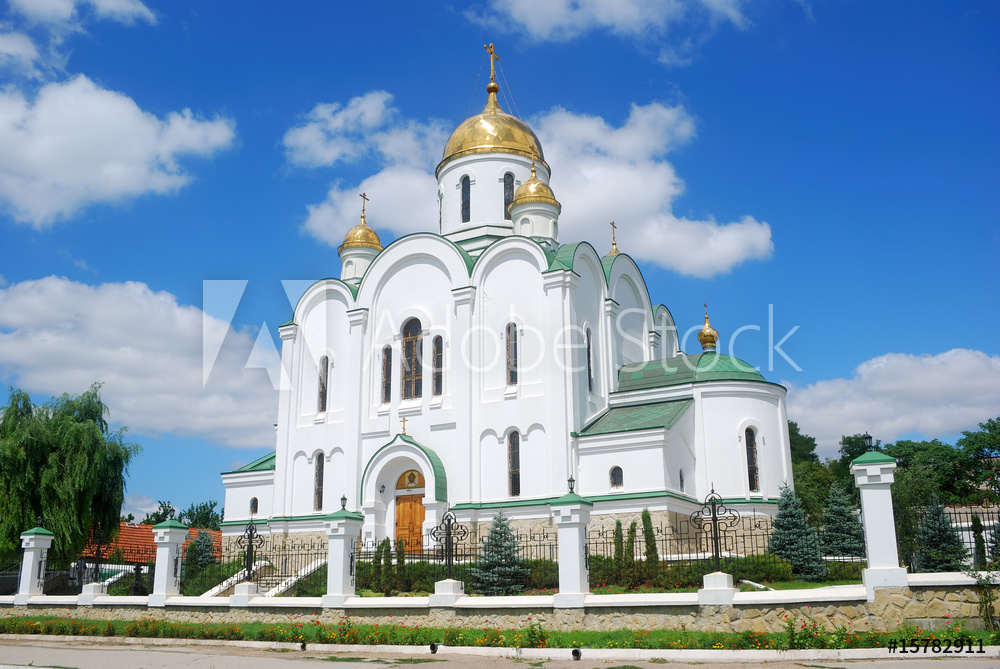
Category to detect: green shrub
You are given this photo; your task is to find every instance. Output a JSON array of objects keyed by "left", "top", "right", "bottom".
[
  {"left": 826, "top": 560, "right": 864, "bottom": 581},
  {"left": 522, "top": 559, "right": 558, "bottom": 590}
]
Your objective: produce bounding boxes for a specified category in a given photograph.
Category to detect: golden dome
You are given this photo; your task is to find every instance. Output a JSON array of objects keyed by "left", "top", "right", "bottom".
[
  {"left": 511, "top": 162, "right": 561, "bottom": 213},
  {"left": 697, "top": 304, "right": 719, "bottom": 351},
  {"left": 436, "top": 81, "right": 547, "bottom": 176},
  {"left": 339, "top": 213, "right": 382, "bottom": 253}
]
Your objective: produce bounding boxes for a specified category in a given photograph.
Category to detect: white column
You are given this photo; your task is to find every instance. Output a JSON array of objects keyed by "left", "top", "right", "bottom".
[
  {"left": 149, "top": 520, "right": 189, "bottom": 607},
  {"left": 15, "top": 527, "right": 54, "bottom": 605},
  {"left": 552, "top": 494, "right": 592, "bottom": 608},
  {"left": 322, "top": 509, "right": 364, "bottom": 607},
  {"left": 851, "top": 452, "right": 909, "bottom": 600}
]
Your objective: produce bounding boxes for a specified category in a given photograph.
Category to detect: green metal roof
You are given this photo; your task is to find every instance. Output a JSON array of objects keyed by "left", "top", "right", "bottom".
[
  {"left": 226, "top": 451, "right": 276, "bottom": 474},
  {"left": 851, "top": 451, "right": 896, "bottom": 466},
  {"left": 548, "top": 241, "right": 582, "bottom": 272},
  {"left": 616, "top": 353, "right": 765, "bottom": 391},
  {"left": 580, "top": 399, "right": 693, "bottom": 436},
  {"left": 601, "top": 253, "right": 618, "bottom": 282}
]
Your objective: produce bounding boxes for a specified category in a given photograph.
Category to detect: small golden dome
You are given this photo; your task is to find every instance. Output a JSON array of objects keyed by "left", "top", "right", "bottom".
[
  {"left": 510, "top": 162, "right": 561, "bottom": 213},
  {"left": 436, "top": 83, "right": 547, "bottom": 177},
  {"left": 339, "top": 213, "right": 382, "bottom": 253},
  {"left": 697, "top": 303, "right": 719, "bottom": 351}
]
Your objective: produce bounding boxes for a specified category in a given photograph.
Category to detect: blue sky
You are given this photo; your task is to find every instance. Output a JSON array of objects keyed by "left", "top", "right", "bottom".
[{"left": 0, "top": 0, "right": 997, "bottom": 520}]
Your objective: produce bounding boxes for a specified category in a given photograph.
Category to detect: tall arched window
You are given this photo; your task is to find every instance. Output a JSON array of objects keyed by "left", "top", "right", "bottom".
[
  {"left": 381, "top": 346, "right": 392, "bottom": 404},
  {"left": 508, "top": 431, "right": 521, "bottom": 497},
  {"left": 746, "top": 428, "right": 759, "bottom": 492},
  {"left": 679, "top": 469, "right": 685, "bottom": 493},
  {"left": 506, "top": 322, "right": 518, "bottom": 386},
  {"left": 461, "top": 176, "right": 471, "bottom": 223},
  {"left": 402, "top": 318, "right": 423, "bottom": 399},
  {"left": 585, "top": 329, "right": 594, "bottom": 393},
  {"left": 433, "top": 336, "right": 443, "bottom": 396},
  {"left": 503, "top": 172, "right": 514, "bottom": 220},
  {"left": 249, "top": 497, "right": 258, "bottom": 516},
  {"left": 317, "top": 355, "right": 329, "bottom": 412},
  {"left": 314, "top": 455, "right": 324, "bottom": 511},
  {"left": 610, "top": 466, "right": 623, "bottom": 488}
]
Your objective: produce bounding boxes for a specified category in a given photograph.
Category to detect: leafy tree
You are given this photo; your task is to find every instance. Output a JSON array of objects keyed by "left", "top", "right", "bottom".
[
  {"left": 958, "top": 417, "right": 1000, "bottom": 500},
  {"left": 142, "top": 500, "right": 176, "bottom": 525},
  {"left": 830, "top": 434, "right": 877, "bottom": 490},
  {"left": 912, "top": 496, "right": 968, "bottom": 572},
  {"left": 792, "top": 461, "right": 835, "bottom": 527},
  {"left": 788, "top": 421, "right": 819, "bottom": 465},
  {"left": 179, "top": 500, "right": 222, "bottom": 530},
  {"left": 0, "top": 384, "right": 141, "bottom": 553},
  {"left": 470, "top": 510, "right": 529, "bottom": 595},
  {"left": 768, "top": 485, "right": 828, "bottom": 581},
  {"left": 641, "top": 508, "right": 659, "bottom": 582},
  {"left": 884, "top": 439, "right": 978, "bottom": 503},
  {"left": 892, "top": 463, "right": 940, "bottom": 568},
  {"left": 820, "top": 485, "right": 865, "bottom": 557}
]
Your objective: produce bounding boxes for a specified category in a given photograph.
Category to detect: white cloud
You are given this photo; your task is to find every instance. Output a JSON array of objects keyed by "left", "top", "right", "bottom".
[
  {"left": 291, "top": 92, "right": 771, "bottom": 277},
  {"left": 0, "top": 75, "right": 236, "bottom": 227},
  {"left": 0, "top": 31, "right": 40, "bottom": 75},
  {"left": 470, "top": 0, "right": 745, "bottom": 42},
  {"left": 0, "top": 277, "right": 277, "bottom": 449},
  {"left": 8, "top": 0, "right": 155, "bottom": 26},
  {"left": 785, "top": 349, "right": 1000, "bottom": 460},
  {"left": 121, "top": 493, "right": 162, "bottom": 521}
]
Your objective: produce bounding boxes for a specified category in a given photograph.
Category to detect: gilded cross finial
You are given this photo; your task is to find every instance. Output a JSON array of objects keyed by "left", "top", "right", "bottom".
[
  {"left": 609, "top": 220, "right": 619, "bottom": 255},
  {"left": 484, "top": 43, "right": 500, "bottom": 84},
  {"left": 401, "top": 416, "right": 407, "bottom": 436},
  {"left": 704, "top": 302, "right": 709, "bottom": 319},
  {"left": 359, "top": 192, "right": 369, "bottom": 218}
]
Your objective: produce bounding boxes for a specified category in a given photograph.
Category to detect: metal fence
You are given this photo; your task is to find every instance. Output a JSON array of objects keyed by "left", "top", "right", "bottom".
[
  {"left": 0, "top": 552, "right": 21, "bottom": 595},
  {"left": 896, "top": 504, "right": 1000, "bottom": 572}
]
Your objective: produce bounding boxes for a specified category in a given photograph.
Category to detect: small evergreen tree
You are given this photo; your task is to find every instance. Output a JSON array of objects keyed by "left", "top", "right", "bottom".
[
  {"left": 768, "top": 484, "right": 829, "bottom": 581},
  {"left": 371, "top": 540, "right": 384, "bottom": 593},
  {"left": 612, "top": 520, "right": 625, "bottom": 585},
  {"left": 641, "top": 509, "right": 659, "bottom": 583},
  {"left": 912, "top": 497, "right": 968, "bottom": 572},
  {"left": 989, "top": 525, "right": 1000, "bottom": 566},
  {"left": 380, "top": 538, "right": 394, "bottom": 595},
  {"left": 820, "top": 485, "right": 865, "bottom": 557},
  {"left": 395, "top": 539, "right": 407, "bottom": 592},
  {"left": 183, "top": 530, "right": 217, "bottom": 580},
  {"left": 625, "top": 521, "right": 639, "bottom": 587},
  {"left": 470, "top": 510, "right": 529, "bottom": 595},
  {"left": 972, "top": 515, "right": 987, "bottom": 568}
]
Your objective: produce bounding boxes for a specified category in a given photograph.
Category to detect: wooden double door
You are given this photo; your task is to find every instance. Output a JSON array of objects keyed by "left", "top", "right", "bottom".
[{"left": 395, "top": 494, "right": 425, "bottom": 551}]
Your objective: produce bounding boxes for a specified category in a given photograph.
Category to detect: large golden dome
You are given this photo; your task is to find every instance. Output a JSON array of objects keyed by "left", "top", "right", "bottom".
[
  {"left": 339, "top": 213, "right": 382, "bottom": 253},
  {"left": 437, "top": 81, "right": 547, "bottom": 176}
]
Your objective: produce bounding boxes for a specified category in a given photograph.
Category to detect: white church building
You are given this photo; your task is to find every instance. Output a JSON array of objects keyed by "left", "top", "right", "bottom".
[{"left": 221, "top": 65, "right": 793, "bottom": 545}]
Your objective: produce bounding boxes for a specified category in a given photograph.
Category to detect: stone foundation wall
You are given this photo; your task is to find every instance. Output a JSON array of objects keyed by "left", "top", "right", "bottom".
[{"left": 2, "top": 586, "right": 986, "bottom": 633}]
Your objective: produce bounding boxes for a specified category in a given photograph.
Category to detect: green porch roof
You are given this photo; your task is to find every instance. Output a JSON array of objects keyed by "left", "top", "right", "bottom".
[
  {"left": 616, "top": 353, "right": 765, "bottom": 391},
  {"left": 580, "top": 399, "right": 693, "bottom": 437},
  {"left": 226, "top": 451, "right": 276, "bottom": 474}
]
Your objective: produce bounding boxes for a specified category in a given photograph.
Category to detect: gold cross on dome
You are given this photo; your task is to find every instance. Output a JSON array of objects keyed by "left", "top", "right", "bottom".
[
  {"left": 401, "top": 416, "right": 407, "bottom": 436},
  {"left": 359, "top": 191, "right": 369, "bottom": 216},
  {"left": 610, "top": 220, "right": 619, "bottom": 254},
  {"left": 484, "top": 43, "right": 500, "bottom": 83}
]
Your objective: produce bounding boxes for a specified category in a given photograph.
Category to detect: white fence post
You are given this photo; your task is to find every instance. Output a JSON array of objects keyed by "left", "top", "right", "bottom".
[
  {"left": 14, "top": 526, "right": 54, "bottom": 605},
  {"left": 322, "top": 507, "right": 364, "bottom": 607},
  {"left": 150, "top": 519, "right": 189, "bottom": 606},
  {"left": 552, "top": 490, "right": 592, "bottom": 608},
  {"left": 852, "top": 451, "right": 909, "bottom": 600}
]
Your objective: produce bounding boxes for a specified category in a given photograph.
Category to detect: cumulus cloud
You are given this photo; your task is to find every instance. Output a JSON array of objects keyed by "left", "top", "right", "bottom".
[
  {"left": 785, "top": 349, "right": 1000, "bottom": 460},
  {"left": 0, "top": 31, "right": 40, "bottom": 76},
  {"left": 0, "top": 75, "right": 236, "bottom": 227},
  {"left": 0, "top": 277, "right": 277, "bottom": 448},
  {"left": 469, "top": 0, "right": 745, "bottom": 43},
  {"left": 290, "top": 92, "right": 771, "bottom": 277},
  {"left": 8, "top": 0, "right": 155, "bottom": 27}
]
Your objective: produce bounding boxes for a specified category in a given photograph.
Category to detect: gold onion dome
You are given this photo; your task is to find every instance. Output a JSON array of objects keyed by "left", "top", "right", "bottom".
[
  {"left": 339, "top": 213, "right": 382, "bottom": 252},
  {"left": 437, "top": 80, "right": 547, "bottom": 176},
  {"left": 511, "top": 162, "right": 561, "bottom": 212},
  {"left": 697, "top": 304, "right": 719, "bottom": 351}
]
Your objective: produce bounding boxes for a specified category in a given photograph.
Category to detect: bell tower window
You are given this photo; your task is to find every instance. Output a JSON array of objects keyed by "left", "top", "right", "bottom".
[
  {"left": 503, "top": 172, "right": 514, "bottom": 220},
  {"left": 314, "top": 454, "right": 324, "bottom": 512},
  {"left": 381, "top": 346, "right": 392, "bottom": 404},
  {"left": 508, "top": 431, "right": 521, "bottom": 497},
  {"left": 317, "top": 355, "right": 329, "bottom": 412},
  {"left": 432, "top": 335, "right": 443, "bottom": 396},
  {"left": 746, "top": 428, "right": 759, "bottom": 492},
  {"left": 402, "top": 318, "right": 423, "bottom": 399},
  {"left": 461, "top": 176, "right": 471, "bottom": 223},
  {"left": 506, "top": 322, "right": 518, "bottom": 386}
]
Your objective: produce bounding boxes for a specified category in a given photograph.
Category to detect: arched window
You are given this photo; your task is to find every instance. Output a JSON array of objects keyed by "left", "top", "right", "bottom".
[
  {"left": 314, "top": 455, "right": 324, "bottom": 511},
  {"left": 506, "top": 322, "right": 518, "bottom": 386},
  {"left": 317, "top": 355, "right": 329, "bottom": 412},
  {"left": 610, "top": 466, "right": 623, "bottom": 488},
  {"left": 381, "top": 346, "right": 392, "bottom": 404},
  {"left": 746, "top": 428, "right": 759, "bottom": 492},
  {"left": 679, "top": 469, "right": 685, "bottom": 493},
  {"left": 249, "top": 497, "right": 258, "bottom": 516},
  {"left": 508, "top": 431, "right": 521, "bottom": 497},
  {"left": 402, "top": 318, "right": 423, "bottom": 399},
  {"left": 461, "top": 176, "right": 471, "bottom": 223},
  {"left": 433, "top": 336, "right": 443, "bottom": 396},
  {"left": 503, "top": 172, "right": 514, "bottom": 220},
  {"left": 585, "top": 329, "right": 594, "bottom": 393}
]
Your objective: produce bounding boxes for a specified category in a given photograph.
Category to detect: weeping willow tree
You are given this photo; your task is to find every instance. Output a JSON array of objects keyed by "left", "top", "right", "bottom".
[{"left": 0, "top": 384, "right": 141, "bottom": 553}]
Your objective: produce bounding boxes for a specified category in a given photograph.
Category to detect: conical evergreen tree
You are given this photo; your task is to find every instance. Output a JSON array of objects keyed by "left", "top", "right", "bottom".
[
  {"left": 989, "top": 525, "right": 1000, "bottom": 567},
  {"left": 768, "top": 484, "right": 829, "bottom": 581},
  {"left": 470, "top": 510, "right": 529, "bottom": 595},
  {"left": 912, "top": 496, "right": 968, "bottom": 572},
  {"left": 820, "top": 485, "right": 866, "bottom": 557}
]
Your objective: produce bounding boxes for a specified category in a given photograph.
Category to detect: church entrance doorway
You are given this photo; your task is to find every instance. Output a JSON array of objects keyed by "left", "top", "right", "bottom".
[{"left": 394, "top": 469, "right": 425, "bottom": 551}]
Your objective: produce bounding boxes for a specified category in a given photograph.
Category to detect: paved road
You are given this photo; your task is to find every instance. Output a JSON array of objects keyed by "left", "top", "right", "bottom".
[{"left": 2, "top": 639, "right": 1000, "bottom": 669}]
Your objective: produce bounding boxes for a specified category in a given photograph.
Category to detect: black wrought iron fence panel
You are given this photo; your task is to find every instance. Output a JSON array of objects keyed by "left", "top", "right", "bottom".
[
  {"left": 99, "top": 544, "right": 155, "bottom": 596},
  {"left": 896, "top": 504, "right": 1000, "bottom": 573},
  {"left": 0, "top": 552, "right": 22, "bottom": 595},
  {"left": 181, "top": 536, "right": 247, "bottom": 596},
  {"left": 39, "top": 552, "right": 92, "bottom": 595}
]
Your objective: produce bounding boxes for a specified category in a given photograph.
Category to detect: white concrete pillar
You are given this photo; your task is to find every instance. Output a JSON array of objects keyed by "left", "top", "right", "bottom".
[
  {"left": 149, "top": 519, "right": 189, "bottom": 607},
  {"left": 551, "top": 493, "right": 592, "bottom": 608},
  {"left": 852, "top": 451, "right": 909, "bottom": 600},
  {"left": 322, "top": 508, "right": 365, "bottom": 607},
  {"left": 15, "top": 526, "right": 54, "bottom": 605}
]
